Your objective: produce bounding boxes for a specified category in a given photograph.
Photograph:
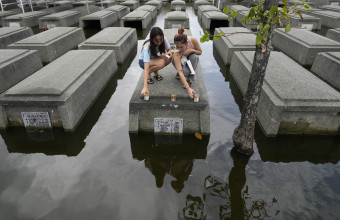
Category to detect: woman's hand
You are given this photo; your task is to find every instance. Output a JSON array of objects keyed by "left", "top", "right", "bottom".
[
  {"left": 186, "top": 87, "right": 196, "bottom": 99},
  {"left": 183, "top": 48, "right": 195, "bottom": 57},
  {"left": 141, "top": 87, "right": 149, "bottom": 97}
]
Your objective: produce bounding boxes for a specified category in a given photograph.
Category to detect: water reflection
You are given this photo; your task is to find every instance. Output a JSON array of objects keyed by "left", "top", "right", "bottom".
[
  {"left": 0, "top": 47, "right": 137, "bottom": 156},
  {"left": 179, "top": 148, "right": 280, "bottom": 220},
  {"left": 129, "top": 133, "right": 209, "bottom": 191}
]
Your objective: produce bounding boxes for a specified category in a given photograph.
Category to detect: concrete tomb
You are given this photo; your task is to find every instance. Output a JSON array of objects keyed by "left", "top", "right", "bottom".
[
  {"left": 163, "top": 28, "right": 191, "bottom": 46},
  {"left": 0, "top": 11, "right": 18, "bottom": 27},
  {"left": 272, "top": 28, "right": 340, "bottom": 66},
  {"left": 228, "top": 5, "right": 249, "bottom": 27},
  {"left": 0, "top": 27, "right": 33, "bottom": 49},
  {"left": 135, "top": 5, "right": 157, "bottom": 19},
  {"left": 48, "top": 1, "right": 73, "bottom": 7},
  {"left": 310, "top": 10, "right": 340, "bottom": 29},
  {"left": 326, "top": 28, "right": 340, "bottom": 42},
  {"left": 121, "top": 0, "right": 140, "bottom": 12},
  {"left": 8, "top": 27, "right": 86, "bottom": 63},
  {"left": 236, "top": 10, "right": 258, "bottom": 30},
  {"left": 311, "top": 52, "right": 340, "bottom": 91},
  {"left": 95, "top": 0, "right": 116, "bottom": 8},
  {"left": 230, "top": 51, "right": 340, "bottom": 136},
  {"left": 72, "top": 1, "right": 95, "bottom": 7},
  {"left": 78, "top": 27, "right": 137, "bottom": 64},
  {"left": 41, "top": 4, "right": 74, "bottom": 14},
  {"left": 318, "top": 5, "right": 340, "bottom": 13},
  {"left": 197, "top": 5, "right": 220, "bottom": 23},
  {"left": 193, "top": 0, "right": 210, "bottom": 12},
  {"left": 0, "top": 49, "right": 43, "bottom": 94},
  {"left": 213, "top": 27, "right": 255, "bottom": 65},
  {"left": 39, "top": 11, "right": 82, "bottom": 30},
  {"left": 289, "top": 13, "right": 321, "bottom": 31},
  {"left": 80, "top": 10, "right": 118, "bottom": 29},
  {"left": 201, "top": 11, "right": 229, "bottom": 30},
  {"left": 170, "top": 0, "right": 186, "bottom": 11},
  {"left": 3, "top": 11, "right": 50, "bottom": 28},
  {"left": 164, "top": 11, "right": 189, "bottom": 29},
  {"left": 145, "top": 0, "right": 162, "bottom": 11},
  {"left": 70, "top": 5, "right": 101, "bottom": 16},
  {"left": 129, "top": 62, "right": 210, "bottom": 135},
  {"left": 104, "top": 5, "right": 130, "bottom": 19},
  {"left": 121, "top": 10, "right": 152, "bottom": 30},
  {"left": 0, "top": 50, "right": 118, "bottom": 131}
]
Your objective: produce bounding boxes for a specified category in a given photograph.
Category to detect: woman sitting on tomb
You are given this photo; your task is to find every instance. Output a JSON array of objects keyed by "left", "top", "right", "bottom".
[
  {"left": 172, "top": 27, "right": 202, "bottom": 99},
  {"left": 139, "top": 27, "right": 172, "bottom": 97}
]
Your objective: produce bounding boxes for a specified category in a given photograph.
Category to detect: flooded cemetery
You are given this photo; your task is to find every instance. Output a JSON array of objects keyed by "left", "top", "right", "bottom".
[{"left": 1, "top": 0, "right": 340, "bottom": 219}]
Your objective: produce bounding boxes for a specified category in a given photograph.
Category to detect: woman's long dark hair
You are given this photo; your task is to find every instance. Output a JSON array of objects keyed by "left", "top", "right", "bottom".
[{"left": 143, "top": 27, "right": 166, "bottom": 57}]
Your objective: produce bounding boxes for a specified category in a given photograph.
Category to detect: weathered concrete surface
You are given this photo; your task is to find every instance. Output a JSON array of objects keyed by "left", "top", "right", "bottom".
[
  {"left": 95, "top": 0, "right": 116, "bottom": 8},
  {"left": 0, "top": 27, "right": 33, "bottom": 49},
  {"left": 170, "top": 0, "right": 186, "bottom": 11},
  {"left": 41, "top": 4, "right": 74, "bottom": 14},
  {"left": 311, "top": 52, "right": 340, "bottom": 91},
  {"left": 0, "top": 49, "right": 43, "bottom": 94},
  {"left": 318, "top": 5, "right": 340, "bottom": 13},
  {"left": 80, "top": 10, "right": 118, "bottom": 29},
  {"left": 193, "top": 0, "right": 210, "bottom": 11},
  {"left": 201, "top": 11, "right": 229, "bottom": 30},
  {"left": 2, "top": 11, "right": 50, "bottom": 28},
  {"left": 0, "top": 50, "right": 118, "bottom": 131},
  {"left": 121, "top": 10, "right": 152, "bottom": 29},
  {"left": 228, "top": 5, "right": 249, "bottom": 27},
  {"left": 164, "top": 11, "right": 189, "bottom": 29},
  {"left": 230, "top": 51, "right": 340, "bottom": 136},
  {"left": 145, "top": 0, "right": 162, "bottom": 11},
  {"left": 290, "top": 13, "right": 321, "bottom": 30},
  {"left": 105, "top": 5, "right": 130, "bottom": 19},
  {"left": 0, "top": 11, "right": 18, "bottom": 27},
  {"left": 135, "top": 5, "right": 157, "bottom": 19},
  {"left": 326, "top": 28, "right": 340, "bottom": 42},
  {"left": 8, "top": 27, "right": 86, "bottom": 63},
  {"left": 78, "top": 27, "right": 137, "bottom": 64},
  {"left": 197, "top": 5, "right": 219, "bottom": 23},
  {"left": 39, "top": 11, "right": 82, "bottom": 30},
  {"left": 72, "top": 1, "right": 95, "bottom": 7},
  {"left": 310, "top": 10, "right": 340, "bottom": 28},
  {"left": 70, "top": 5, "right": 101, "bottom": 16},
  {"left": 213, "top": 27, "right": 255, "bottom": 65},
  {"left": 236, "top": 10, "right": 258, "bottom": 30},
  {"left": 48, "top": 1, "right": 74, "bottom": 7},
  {"left": 272, "top": 28, "right": 340, "bottom": 66},
  {"left": 129, "top": 62, "right": 210, "bottom": 135},
  {"left": 121, "top": 0, "right": 140, "bottom": 11},
  {"left": 163, "top": 28, "right": 191, "bottom": 46}
]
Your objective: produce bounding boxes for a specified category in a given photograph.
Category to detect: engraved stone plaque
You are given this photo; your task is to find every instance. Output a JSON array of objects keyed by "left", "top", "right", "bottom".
[
  {"left": 301, "top": 23, "right": 313, "bottom": 31},
  {"left": 21, "top": 112, "right": 52, "bottom": 128},
  {"left": 9, "top": 22, "right": 20, "bottom": 28},
  {"left": 47, "top": 23, "right": 56, "bottom": 29},
  {"left": 154, "top": 118, "right": 183, "bottom": 134}
]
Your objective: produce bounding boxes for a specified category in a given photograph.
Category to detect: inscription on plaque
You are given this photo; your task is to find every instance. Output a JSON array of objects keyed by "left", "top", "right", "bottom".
[
  {"left": 172, "top": 24, "right": 182, "bottom": 29},
  {"left": 331, "top": 2, "right": 339, "bottom": 6},
  {"left": 301, "top": 23, "right": 313, "bottom": 31},
  {"left": 154, "top": 118, "right": 183, "bottom": 134},
  {"left": 21, "top": 112, "right": 52, "bottom": 128},
  {"left": 47, "top": 23, "right": 56, "bottom": 29},
  {"left": 9, "top": 22, "right": 20, "bottom": 28}
]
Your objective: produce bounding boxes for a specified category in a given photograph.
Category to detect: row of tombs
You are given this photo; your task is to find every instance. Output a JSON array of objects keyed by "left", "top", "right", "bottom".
[{"left": 0, "top": 0, "right": 340, "bottom": 137}]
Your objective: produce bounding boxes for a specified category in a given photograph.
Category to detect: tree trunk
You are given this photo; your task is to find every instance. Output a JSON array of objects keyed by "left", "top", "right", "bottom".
[{"left": 232, "top": 0, "right": 279, "bottom": 156}]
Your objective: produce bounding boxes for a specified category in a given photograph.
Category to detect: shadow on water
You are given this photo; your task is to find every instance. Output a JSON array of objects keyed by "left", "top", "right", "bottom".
[
  {"left": 178, "top": 148, "right": 280, "bottom": 220},
  {"left": 0, "top": 47, "right": 137, "bottom": 156},
  {"left": 129, "top": 133, "right": 209, "bottom": 191}
]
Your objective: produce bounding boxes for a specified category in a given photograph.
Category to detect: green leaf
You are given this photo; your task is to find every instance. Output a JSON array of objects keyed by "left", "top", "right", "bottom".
[
  {"left": 285, "top": 23, "right": 291, "bottom": 32},
  {"left": 282, "top": 0, "right": 288, "bottom": 6},
  {"left": 241, "top": 18, "right": 245, "bottom": 23},
  {"left": 294, "top": 3, "right": 298, "bottom": 8},
  {"left": 262, "top": 24, "right": 270, "bottom": 32},
  {"left": 304, "top": 4, "right": 310, "bottom": 9},
  {"left": 270, "top": 6, "right": 278, "bottom": 15},
  {"left": 223, "top": 7, "right": 228, "bottom": 14},
  {"left": 256, "top": 33, "right": 262, "bottom": 46},
  {"left": 232, "top": 11, "right": 237, "bottom": 17},
  {"left": 200, "top": 33, "right": 210, "bottom": 43},
  {"left": 258, "top": 22, "right": 263, "bottom": 29}
]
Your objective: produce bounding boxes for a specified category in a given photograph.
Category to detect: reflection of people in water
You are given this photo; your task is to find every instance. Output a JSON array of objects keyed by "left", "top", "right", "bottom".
[{"left": 144, "top": 155, "right": 193, "bottom": 192}]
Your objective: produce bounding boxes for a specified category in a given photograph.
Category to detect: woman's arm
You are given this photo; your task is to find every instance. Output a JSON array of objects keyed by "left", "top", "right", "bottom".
[
  {"left": 191, "top": 37, "right": 202, "bottom": 55},
  {"left": 173, "top": 52, "right": 196, "bottom": 99},
  {"left": 141, "top": 62, "right": 150, "bottom": 96}
]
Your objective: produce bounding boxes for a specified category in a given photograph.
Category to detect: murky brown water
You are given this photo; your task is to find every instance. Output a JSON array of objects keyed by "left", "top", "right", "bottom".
[{"left": 0, "top": 3, "right": 340, "bottom": 220}]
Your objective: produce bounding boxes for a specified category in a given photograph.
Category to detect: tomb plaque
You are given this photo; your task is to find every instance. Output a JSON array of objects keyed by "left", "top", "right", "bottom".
[
  {"left": 21, "top": 112, "right": 51, "bottom": 129},
  {"left": 9, "top": 22, "right": 20, "bottom": 28},
  {"left": 154, "top": 118, "right": 183, "bottom": 134}
]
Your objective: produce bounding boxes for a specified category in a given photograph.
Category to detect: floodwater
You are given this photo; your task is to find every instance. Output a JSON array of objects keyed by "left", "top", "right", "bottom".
[{"left": 1, "top": 4, "right": 340, "bottom": 220}]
